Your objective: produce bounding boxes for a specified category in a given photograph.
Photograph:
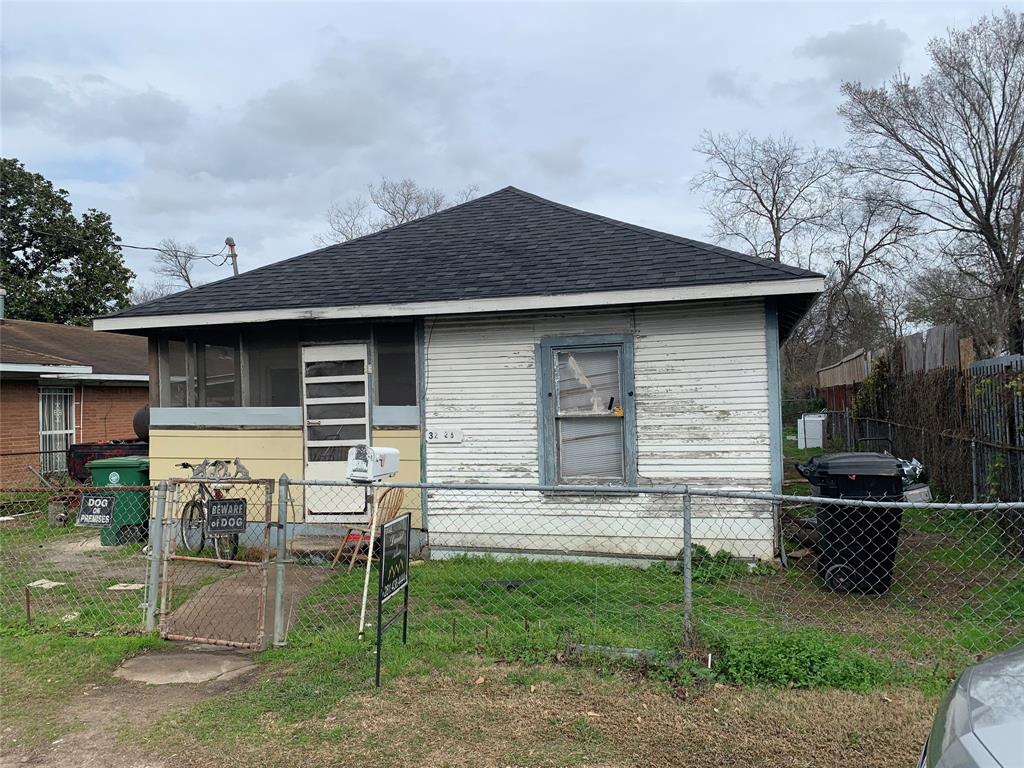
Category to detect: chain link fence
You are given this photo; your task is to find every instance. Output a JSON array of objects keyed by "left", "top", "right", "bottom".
[
  {"left": 155, "top": 478, "right": 276, "bottom": 649},
  {"left": 3, "top": 478, "right": 1021, "bottom": 674},
  {"left": 0, "top": 484, "right": 153, "bottom": 632},
  {"left": 273, "top": 480, "right": 1023, "bottom": 672}
]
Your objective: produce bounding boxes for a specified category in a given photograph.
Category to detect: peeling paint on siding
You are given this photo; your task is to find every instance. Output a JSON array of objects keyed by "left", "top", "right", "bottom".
[{"left": 422, "top": 299, "right": 772, "bottom": 557}]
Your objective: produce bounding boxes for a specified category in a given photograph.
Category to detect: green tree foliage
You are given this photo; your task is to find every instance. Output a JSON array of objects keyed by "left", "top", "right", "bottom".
[{"left": 1, "top": 158, "right": 133, "bottom": 325}]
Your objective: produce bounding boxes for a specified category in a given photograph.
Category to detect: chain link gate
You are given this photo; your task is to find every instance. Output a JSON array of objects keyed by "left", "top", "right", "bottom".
[{"left": 156, "top": 478, "right": 276, "bottom": 649}]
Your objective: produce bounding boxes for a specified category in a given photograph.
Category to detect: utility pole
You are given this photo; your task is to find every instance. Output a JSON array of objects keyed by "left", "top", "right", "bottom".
[{"left": 225, "top": 236, "right": 239, "bottom": 277}]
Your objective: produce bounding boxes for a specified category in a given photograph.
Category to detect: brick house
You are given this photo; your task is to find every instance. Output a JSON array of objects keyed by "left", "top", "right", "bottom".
[{"left": 1, "top": 317, "right": 149, "bottom": 484}]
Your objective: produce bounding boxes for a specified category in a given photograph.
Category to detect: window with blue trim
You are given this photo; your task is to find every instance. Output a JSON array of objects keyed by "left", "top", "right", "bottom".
[{"left": 537, "top": 335, "right": 637, "bottom": 485}]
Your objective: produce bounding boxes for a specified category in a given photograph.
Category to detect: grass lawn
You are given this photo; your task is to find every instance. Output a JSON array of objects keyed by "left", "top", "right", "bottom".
[{"left": 0, "top": 629, "right": 937, "bottom": 768}]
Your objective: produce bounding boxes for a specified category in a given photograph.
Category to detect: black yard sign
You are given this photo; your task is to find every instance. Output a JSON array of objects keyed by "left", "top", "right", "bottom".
[
  {"left": 205, "top": 498, "right": 247, "bottom": 535},
  {"left": 77, "top": 494, "right": 116, "bottom": 527},
  {"left": 375, "top": 514, "right": 410, "bottom": 687}
]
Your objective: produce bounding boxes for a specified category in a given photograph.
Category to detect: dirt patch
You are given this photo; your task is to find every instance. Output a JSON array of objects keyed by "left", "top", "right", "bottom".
[
  {"left": 3, "top": 645, "right": 259, "bottom": 768},
  {"left": 24, "top": 533, "right": 149, "bottom": 587}
]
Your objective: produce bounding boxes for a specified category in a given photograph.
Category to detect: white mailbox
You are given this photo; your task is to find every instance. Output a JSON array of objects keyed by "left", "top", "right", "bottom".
[{"left": 346, "top": 444, "right": 401, "bottom": 483}]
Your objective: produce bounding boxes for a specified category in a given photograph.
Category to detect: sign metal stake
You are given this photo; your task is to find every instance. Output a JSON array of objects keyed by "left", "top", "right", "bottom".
[{"left": 374, "top": 513, "right": 410, "bottom": 687}]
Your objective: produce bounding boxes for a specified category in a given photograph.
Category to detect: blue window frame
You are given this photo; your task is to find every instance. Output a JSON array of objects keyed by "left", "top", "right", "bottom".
[{"left": 536, "top": 334, "right": 637, "bottom": 486}]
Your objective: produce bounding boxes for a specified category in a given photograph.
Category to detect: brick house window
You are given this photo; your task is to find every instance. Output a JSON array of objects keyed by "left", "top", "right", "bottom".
[{"left": 39, "top": 386, "right": 75, "bottom": 475}]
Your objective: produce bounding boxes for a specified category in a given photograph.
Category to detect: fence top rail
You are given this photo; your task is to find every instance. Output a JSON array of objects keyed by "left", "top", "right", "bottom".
[
  {"left": 284, "top": 477, "right": 1024, "bottom": 511},
  {"left": 288, "top": 478, "right": 694, "bottom": 496},
  {"left": 167, "top": 477, "right": 273, "bottom": 486},
  {"left": 0, "top": 485, "right": 156, "bottom": 493}
]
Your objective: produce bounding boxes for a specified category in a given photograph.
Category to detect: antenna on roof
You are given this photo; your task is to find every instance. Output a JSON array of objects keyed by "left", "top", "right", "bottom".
[{"left": 225, "top": 237, "right": 238, "bottom": 277}]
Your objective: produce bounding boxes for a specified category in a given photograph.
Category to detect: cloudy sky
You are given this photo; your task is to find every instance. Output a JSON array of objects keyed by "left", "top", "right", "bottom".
[{"left": 1, "top": 1, "right": 1007, "bottom": 288}]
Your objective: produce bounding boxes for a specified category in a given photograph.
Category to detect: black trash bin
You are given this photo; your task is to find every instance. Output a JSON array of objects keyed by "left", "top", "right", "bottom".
[{"left": 798, "top": 453, "right": 904, "bottom": 595}]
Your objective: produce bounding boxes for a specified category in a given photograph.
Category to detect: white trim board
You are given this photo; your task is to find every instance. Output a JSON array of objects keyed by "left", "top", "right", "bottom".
[
  {"left": 151, "top": 407, "right": 303, "bottom": 427},
  {"left": 39, "top": 373, "right": 148, "bottom": 383},
  {"left": 93, "top": 278, "right": 825, "bottom": 331}
]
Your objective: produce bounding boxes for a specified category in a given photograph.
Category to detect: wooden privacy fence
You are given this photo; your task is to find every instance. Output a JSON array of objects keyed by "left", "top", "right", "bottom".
[{"left": 827, "top": 355, "right": 1024, "bottom": 501}]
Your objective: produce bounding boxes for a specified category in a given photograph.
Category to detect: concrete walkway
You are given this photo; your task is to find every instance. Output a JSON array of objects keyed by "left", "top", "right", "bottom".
[{"left": 163, "top": 563, "right": 331, "bottom": 646}]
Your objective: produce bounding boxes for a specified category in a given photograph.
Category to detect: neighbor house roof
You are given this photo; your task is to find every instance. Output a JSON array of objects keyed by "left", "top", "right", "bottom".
[
  {"left": 95, "top": 186, "right": 823, "bottom": 332},
  {"left": 0, "top": 319, "right": 148, "bottom": 379}
]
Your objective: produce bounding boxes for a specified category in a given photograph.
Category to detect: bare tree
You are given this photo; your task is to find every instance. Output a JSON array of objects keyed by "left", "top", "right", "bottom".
[
  {"left": 319, "top": 178, "right": 480, "bottom": 245},
  {"left": 811, "top": 185, "right": 917, "bottom": 367},
  {"left": 840, "top": 9, "right": 1024, "bottom": 353},
  {"left": 907, "top": 262, "right": 1004, "bottom": 357},
  {"left": 691, "top": 131, "right": 839, "bottom": 265},
  {"left": 154, "top": 238, "right": 200, "bottom": 289},
  {"left": 130, "top": 279, "right": 178, "bottom": 305},
  {"left": 690, "top": 131, "right": 915, "bottom": 374}
]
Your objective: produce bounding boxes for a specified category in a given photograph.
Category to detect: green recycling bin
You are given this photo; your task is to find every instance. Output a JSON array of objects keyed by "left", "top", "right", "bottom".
[{"left": 85, "top": 456, "right": 151, "bottom": 546}]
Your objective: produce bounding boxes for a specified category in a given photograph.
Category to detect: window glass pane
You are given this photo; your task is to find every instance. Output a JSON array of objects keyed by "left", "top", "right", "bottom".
[
  {"left": 306, "top": 402, "right": 366, "bottom": 420},
  {"left": 375, "top": 323, "right": 417, "bottom": 406},
  {"left": 308, "top": 446, "right": 344, "bottom": 462},
  {"left": 307, "top": 424, "right": 366, "bottom": 442},
  {"left": 304, "top": 360, "right": 364, "bottom": 377},
  {"left": 167, "top": 340, "right": 190, "bottom": 407},
  {"left": 204, "top": 344, "right": 238, "bottom": 406},
  {"left": 556, "top": 348, "right": 621, "bottom": 415},
  {"left": 304, "top": 382, "right": 364, "bottom": 400},
  {"left": 247, "top": 340, "right": 300, "bottom": 406},
  {"left": 558, "top": 417, "right": 624, "bottom": 480}
]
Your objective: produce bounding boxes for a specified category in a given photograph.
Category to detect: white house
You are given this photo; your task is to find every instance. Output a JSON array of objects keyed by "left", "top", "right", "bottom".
[{"left": 94, "top": 186, "right": 823, "bottom": 561}]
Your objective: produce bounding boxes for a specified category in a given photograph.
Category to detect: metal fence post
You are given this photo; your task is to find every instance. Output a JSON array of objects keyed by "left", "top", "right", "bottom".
[
  {"left": 971, "top": 439, "right": 979, "bottom": 501},
  {"left": 682, "top": 491, "right": 695, "bottom": 649},
  {"left": 144, "top": 480, "right": 167, "bottom": 632},
  {"left": 273, "top": 474, "right": 290, "bottom": 646}
]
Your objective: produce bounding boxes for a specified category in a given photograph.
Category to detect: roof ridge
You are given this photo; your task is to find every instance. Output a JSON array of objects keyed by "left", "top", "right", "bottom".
[
  {"left": 0, "top": 341, "right": 84, "bottom": 366},
  {"left": 504, "top": 187, "right": 817, "bottom": 279}
]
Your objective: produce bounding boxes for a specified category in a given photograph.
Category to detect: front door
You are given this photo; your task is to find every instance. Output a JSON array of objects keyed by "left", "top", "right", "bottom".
[{"left": 301, "top": 344, "right": 370, "bottom": 523}]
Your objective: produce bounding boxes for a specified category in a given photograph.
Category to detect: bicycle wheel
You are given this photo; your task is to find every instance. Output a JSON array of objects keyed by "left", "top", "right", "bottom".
[
  {"left": 179, "top": 499, "right": 206, "bottom": 554},
  {"left": 213, "top": 534, "right": 239, "bottom": 567}
]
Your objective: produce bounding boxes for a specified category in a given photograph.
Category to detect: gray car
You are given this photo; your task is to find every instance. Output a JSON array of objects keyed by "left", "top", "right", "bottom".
[{"left": 920, "top": 645, "right": 1024, "bottom": 767}]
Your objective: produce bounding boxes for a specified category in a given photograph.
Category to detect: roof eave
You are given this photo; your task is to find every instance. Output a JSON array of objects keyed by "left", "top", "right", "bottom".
[
  {"left": 94, "top": 277, "right": 824, "bottom": 332},
  {"left": 0, "top": 363, "right": 94, "bottom": 376}
]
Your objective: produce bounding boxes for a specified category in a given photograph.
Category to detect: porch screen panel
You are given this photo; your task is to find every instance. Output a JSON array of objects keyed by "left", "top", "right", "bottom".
[
  {"left": 167, "top": 340, "right": 190, "bottom": 406},
  {"left": 203, "top": 343, "right": 239, "bottom": 406},
  {"left": 246, "top": 339, "right": 300, "bottom": 406}
]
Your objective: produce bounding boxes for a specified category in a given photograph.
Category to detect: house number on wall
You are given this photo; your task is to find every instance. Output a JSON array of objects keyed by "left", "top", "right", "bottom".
[{"left": 426, "top": 428, "right": 463, "bottom": 443}]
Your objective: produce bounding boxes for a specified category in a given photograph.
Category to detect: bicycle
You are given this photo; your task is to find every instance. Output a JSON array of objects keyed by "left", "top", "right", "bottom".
[{"left": 176, "top": 459, "right": 241, "bottom": 567}]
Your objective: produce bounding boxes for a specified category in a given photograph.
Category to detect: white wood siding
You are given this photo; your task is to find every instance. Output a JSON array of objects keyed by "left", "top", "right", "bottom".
[{"left": 423, "top": 299, "right": 773, "bottom": 559}]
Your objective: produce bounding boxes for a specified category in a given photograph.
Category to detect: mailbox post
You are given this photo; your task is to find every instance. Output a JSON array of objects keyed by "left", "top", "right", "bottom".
[{"left": 348, "top": 444, "right": 401, "bottom": 640}]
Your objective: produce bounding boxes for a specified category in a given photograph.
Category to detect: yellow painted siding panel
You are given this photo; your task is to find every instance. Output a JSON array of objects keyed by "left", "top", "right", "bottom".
[
  {"left": 149, "top": 427, "right": 423, "bottom": 527},
  {"left": 148, "top": 428, "right": 305, "bottom": 487},
  {"left": 372, "top": 429, "right": 422, "bottom": 525}
]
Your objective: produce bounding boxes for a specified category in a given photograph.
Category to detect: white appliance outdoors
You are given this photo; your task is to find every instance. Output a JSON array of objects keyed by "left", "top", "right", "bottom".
[{"left": 798, "top": 413, "right": 827, "bottom": 449}]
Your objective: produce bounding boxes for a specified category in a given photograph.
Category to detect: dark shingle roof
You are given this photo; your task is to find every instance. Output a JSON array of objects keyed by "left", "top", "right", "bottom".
[
  {"left": 0, "top": 320, "right": 148, "bottom": 374},
  {"left": 106, "top": 186, "right": 821, "bottom": 320}
]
